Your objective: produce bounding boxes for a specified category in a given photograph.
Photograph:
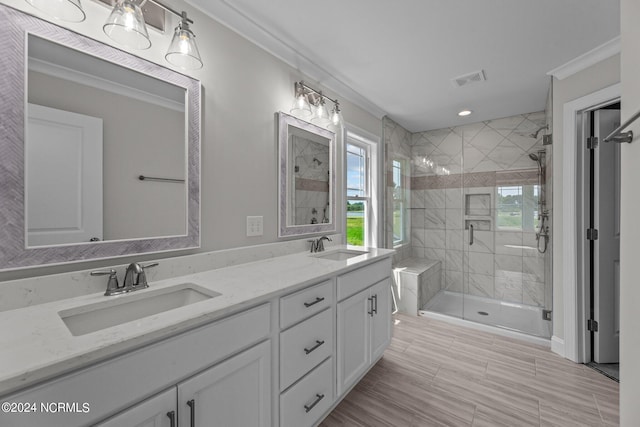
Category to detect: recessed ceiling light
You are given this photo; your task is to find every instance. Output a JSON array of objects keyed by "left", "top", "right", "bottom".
[{"left": 458, "top": 109, "right": 472, "bottom": 117}]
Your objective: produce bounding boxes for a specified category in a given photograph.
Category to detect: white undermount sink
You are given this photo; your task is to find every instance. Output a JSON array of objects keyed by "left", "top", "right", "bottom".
[
  {"left": 312, "top": 249, "right": 368, "bottom": 261},
  {"left": 59, "top": 283, "right": 221, "bottom": 336}
]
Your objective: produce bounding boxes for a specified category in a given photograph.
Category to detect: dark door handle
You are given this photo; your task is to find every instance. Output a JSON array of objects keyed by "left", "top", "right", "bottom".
[
  {"left": 304, "top": 296, "right": 325, "bottom": 308},
  {"left": 187, "top": 399, "right": 195, "bottom": 427},
  {"left": 372, "top": 294, "right": 378, "bottom": 314},
  {"left": 367, "top": 297, "right": 374, "bottom": 316},
  {"left": 304, "top": 393, "right": 325, "bottom": 413},
  {"left": 304, "top": 340, "right": 325, "bottom": 355},
  {"left": 166, "top": 411, "right": 176, "bottom": 427}
]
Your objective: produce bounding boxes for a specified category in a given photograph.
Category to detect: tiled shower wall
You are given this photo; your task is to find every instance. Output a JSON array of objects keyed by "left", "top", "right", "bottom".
[
  {"left": 292, "top": 136, "right": 330, "bottom": 225},
  {"left": 410, "top": 112, "right": 551, "bottom": 308}
]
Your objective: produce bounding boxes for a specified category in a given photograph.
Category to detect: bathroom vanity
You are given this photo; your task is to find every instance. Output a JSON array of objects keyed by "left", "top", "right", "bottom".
[{"left": 0, "top": 246, "right": 393, "bottom": 427}]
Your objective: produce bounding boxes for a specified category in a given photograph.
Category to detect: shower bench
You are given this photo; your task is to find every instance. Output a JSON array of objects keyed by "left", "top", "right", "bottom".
[{"left": 392, "top": 258, "right": 442, "bottom": 316}]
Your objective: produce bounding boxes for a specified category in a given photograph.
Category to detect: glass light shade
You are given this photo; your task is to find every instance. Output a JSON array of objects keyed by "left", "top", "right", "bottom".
[
  {"left": 290, "top": 94, "right": 312, "bottom": 117},
  {"left": 330, "top": 106, "right": 344, "bottom": 127},
  {"left": 103, "top": 0, "right": 151, "bottom": 50},
  {"left": 25, "top": 0, "right": 86, "bottom": 22},
  {"left": 166, "top": 26, "right": 203, "bottom": 70},
  {"left": 311, "top": 101, "right": 331, "bottom": 126}
]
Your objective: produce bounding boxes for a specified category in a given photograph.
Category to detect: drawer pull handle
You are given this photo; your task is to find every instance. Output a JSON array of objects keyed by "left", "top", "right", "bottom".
[
  {"left": 187, "top": 399, "right": 195, "bottom": 427},
  {"left": 167, "top": 411, "right": 176, "bottom": 427},
  {"left": 368, "top": 297, "right": 374, "bottom": 316},
  {"left": 373, "top": 294, "right": 378, "bottom": 314},
  {"left": 304, "top": 296, "right": 325, "bottom": 308},
  {"left": 304, "top": 340, "right": 325, "bottom": 355},
  {"left": 304, "top": 393, "right": 325, "bottom": 413}
]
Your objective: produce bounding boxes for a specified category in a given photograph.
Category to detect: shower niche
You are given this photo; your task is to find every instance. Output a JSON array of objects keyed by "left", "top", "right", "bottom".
[{"left": 464, "top": 192, "right": 492, "bottom": 231}]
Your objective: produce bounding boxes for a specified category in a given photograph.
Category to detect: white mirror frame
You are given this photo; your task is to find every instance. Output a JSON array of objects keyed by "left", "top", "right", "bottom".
[
  {"left": 278, "top": 112, "right": 336, "bottom": 238},
  {"left": 0, "top": 4, "right": 201, "bottom": 270}
]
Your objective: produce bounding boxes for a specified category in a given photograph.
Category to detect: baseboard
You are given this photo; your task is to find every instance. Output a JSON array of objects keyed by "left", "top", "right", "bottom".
[{"left": 551, "top": 335, "right": 565, "bottom": 357}]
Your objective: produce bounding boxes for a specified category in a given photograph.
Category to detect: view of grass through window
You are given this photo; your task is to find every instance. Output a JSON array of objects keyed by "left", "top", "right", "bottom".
[
  {"left": 346, "top": 143, "right": 367, "bottom": 246},
  {"left": 496, "top": 185, "right": 539, "bottom": 230}
]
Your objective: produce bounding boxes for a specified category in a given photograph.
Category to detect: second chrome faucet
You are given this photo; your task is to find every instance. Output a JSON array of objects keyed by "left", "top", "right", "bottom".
[
  {"left": 308, "top": 236, "right": 332, "bottom": 253},
  {"left": 91, "top": 262, "right": 158, "bottom": 296}
]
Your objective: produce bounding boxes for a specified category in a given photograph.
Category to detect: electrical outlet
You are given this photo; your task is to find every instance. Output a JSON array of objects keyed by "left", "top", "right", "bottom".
[{"left": 246, "top": 216, "right": 263, "bottom": 237}]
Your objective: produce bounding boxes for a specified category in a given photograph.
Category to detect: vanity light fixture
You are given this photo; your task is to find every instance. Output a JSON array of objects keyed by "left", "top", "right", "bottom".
[
  {"left": 458, "top": 109, "right": 472, "bottom": 117},
  {"left": 24, "top": 0, "right": 86, "bottom": 22},
  {"left": 25, "top": 0, "right": 203, "bottom": 70},
  {"left": 103, "top": 0, "right": 203, "bottom": 70},
  {"left": 290, "top": 81, "right": 344, "bottom": 129}
]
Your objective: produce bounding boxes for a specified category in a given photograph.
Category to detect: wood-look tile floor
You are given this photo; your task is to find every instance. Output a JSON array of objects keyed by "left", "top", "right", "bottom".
[{"left": 320, "top": 314, "right": 619, "bottom": 427}]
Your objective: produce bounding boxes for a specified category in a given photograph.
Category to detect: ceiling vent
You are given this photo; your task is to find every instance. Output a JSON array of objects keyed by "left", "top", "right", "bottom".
[{"left": 451, "top": 70, "right": 486, "bottom": 88}]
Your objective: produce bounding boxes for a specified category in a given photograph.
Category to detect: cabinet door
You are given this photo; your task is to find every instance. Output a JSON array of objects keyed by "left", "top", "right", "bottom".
[
  {"left": 95, "top": 388, "right": 176, "bottom": 427},
  {"left": 336, "top": 288, "right": 370, "bottom": 395},
  {"left": 178, "top": 340, "right": 271, "bottom": 427},
  {"left": 370, "top": 278, "right": 392, "bottom": 361}
]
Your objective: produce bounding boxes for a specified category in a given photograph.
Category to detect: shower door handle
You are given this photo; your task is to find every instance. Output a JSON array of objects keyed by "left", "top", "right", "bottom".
[{"left": 469, "top": 224, "right": 474, "bottom": 246}]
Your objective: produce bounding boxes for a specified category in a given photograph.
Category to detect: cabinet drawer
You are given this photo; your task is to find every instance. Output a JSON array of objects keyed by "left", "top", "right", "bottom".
[
  {"left": 280, "top": 280, "right": 333, "bottom": 329},
  {"left": 280, "top": 357, "right": 333, "bottom": 427},
  {"left": 337, "top": 258, "right": 391, "bottom": 301},
  {"left": 280, "top": 308, "right": 333, "bottom": 391}
]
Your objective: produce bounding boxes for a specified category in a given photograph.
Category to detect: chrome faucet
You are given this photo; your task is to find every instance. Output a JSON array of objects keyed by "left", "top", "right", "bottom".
[
  {"left": 308, "top": 236, "right": 332, "bottom": 253},
  {"left": 91, "top": 262, "right": 158, "bottom": 296}
]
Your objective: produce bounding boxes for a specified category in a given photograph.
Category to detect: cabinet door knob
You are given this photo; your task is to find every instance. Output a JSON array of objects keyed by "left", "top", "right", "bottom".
[
  {"left": 304, "top": 393, "right": 325, "bottom": 413},
  {"left": 187, "top": 399, "right": 196, "bottom": 427},
  {"left": 166, "top": 411, "right": 176, "bottom": 427},
  {"left": 303, "top": 296, "right": 325, "bottom": 308},
  {"left": 304, "top": 339, "right": 325, "bottom": 355}
]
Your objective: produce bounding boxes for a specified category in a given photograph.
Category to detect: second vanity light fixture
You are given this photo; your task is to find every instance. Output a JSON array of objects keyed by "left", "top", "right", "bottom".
[
  {"left": 291, "top": 81, "right": 344, "bottom": 128},
  {"left": 24, "top": 0, "right": 203, "bottom": 70}
]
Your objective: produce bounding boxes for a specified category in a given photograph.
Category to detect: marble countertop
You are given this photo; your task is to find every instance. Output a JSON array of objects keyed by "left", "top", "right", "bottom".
[{"left": 0, "top": 246, "right": 394, "bottom": 397}]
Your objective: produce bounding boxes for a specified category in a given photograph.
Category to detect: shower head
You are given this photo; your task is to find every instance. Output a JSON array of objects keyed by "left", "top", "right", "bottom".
[
  {"left": 530, "top": 125, "right": 549, "bottom": 139},
  {"left": 529, "top": 153, "right": 539, "bottom": 162},
  {"left": 312, "top": 157, "right": 322, "bottom": 166}
]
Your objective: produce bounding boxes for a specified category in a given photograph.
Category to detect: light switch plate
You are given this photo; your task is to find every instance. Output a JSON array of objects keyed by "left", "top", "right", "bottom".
[{"left": 246, "top": 216, "right": 263, "bottom": 237}]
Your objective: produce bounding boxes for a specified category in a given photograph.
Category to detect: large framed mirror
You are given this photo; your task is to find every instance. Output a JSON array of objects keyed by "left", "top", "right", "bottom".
[
  {"left": 0, "top": 5, "right": 200, "bottom": 270},
  {"left": 278, "top": 112, "right": 336, "bottom": 237}
]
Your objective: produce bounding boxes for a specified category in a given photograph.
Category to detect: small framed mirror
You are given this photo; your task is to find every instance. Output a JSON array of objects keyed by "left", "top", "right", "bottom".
[{"left": 278, "top": 112, "right": 336, "bottom": 237}]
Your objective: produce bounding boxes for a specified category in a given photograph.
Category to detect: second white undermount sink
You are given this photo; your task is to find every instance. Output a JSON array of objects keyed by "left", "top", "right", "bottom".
[
  {"left": 312, "top": 249, "right": 368, "bottom": 261},
  {"left": 59, "top": 283, "right": 221, "bottom": 336}
]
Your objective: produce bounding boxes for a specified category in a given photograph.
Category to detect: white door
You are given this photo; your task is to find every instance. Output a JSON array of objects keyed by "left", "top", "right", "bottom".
[
  {"left": 336, "top": 288, "right": 370, "bottom": 395},
  {"left": 94, "top": 388, "right": 176, "bottom": 427},
  {"left": 26, "top": 104, "right": 103, "bottom": 246},
  {"left": 593, "top": 109, "right": 621, "bottom": 363},
  {"left": 177, "top": 340, "right": 271, "bottom": 427},
  {"left": 370, "top": 278, "right": 392, "bottom": 361}
]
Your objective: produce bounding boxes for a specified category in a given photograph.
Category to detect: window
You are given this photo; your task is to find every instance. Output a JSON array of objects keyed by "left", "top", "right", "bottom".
[
  {"left": 346, "top": 141, "right": 369, "bottom": 246},
  {"left": 496, "top": 185, "right": 539, "bottom": 231},
  {"left": 392, "top": 160, "right": 406, "bottom": 245}
]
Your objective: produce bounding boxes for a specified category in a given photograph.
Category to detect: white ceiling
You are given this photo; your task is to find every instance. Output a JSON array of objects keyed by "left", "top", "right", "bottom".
[{"left": 188, "top": 0, "right": 620, "bottom": 132}]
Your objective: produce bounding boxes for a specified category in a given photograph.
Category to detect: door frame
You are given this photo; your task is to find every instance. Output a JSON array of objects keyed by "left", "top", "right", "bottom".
[{"left": 561, "top": 83, "right": 620, "bottom": 362}]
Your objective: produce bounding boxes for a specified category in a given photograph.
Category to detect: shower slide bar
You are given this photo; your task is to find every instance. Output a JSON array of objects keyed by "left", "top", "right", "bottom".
[
  {"left": 138, "top": 175, "right": 185, "bottom": 183},
  {"left": 604, "top": 109, "right": 640, "bottom": 143}
]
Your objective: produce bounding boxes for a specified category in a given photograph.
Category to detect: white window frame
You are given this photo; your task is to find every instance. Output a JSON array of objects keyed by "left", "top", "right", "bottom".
[{"left": 344, "top": 128, "right": 380, "bottom": 248}]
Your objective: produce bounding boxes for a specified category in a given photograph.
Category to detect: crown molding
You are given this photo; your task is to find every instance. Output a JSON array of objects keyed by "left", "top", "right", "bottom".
[
  {"left": 547, "top": 36, "right": 620, "bottom": 80},
  {"left": 185, "top": 0, "right": 387, "bottom": 119}
]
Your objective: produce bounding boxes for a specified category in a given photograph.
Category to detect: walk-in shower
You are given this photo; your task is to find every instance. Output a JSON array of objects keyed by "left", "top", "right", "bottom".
[{"left": 386, "top": 112, "right": 553, "bottom": 340}]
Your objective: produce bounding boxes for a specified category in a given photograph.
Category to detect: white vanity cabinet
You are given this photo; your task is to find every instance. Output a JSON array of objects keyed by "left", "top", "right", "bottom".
[
  {"left": 0, "top": 304, "right": 271, "bottom": 427},
  {"left": 95, "top": 388, "right": 177, "bottom": 427},
  {"left": 177, "top": 340, "right": 271, "bottom": 427},
  {"left": 278, "top": 280, "right": 335, "bottom": 427},
  {"left": 336, "top": 259, "right": 392, "bottom": 395},
  {"left": 97, "top": 340, "right": 271, "bottom": 427}
]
